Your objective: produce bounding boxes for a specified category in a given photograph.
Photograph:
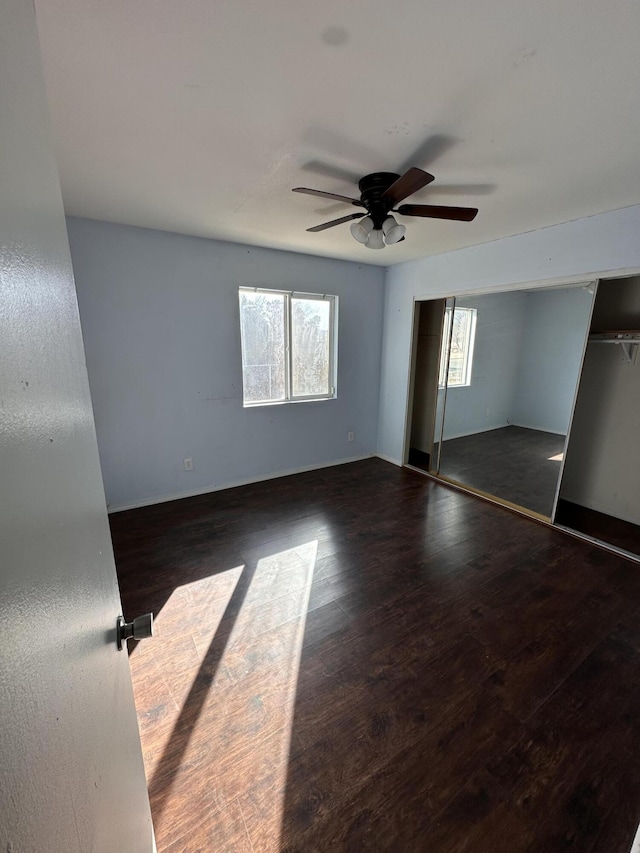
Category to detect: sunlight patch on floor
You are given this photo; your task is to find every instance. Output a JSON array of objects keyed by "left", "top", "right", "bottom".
[
  {"left": 220, "top": 541, "right": 318, "bottom": 851},
  {"left": 128, "top": 563, "right": 245, "bottom": 773},
  {"left": 128, "top": 542, "right": 318, "bottom": 850}
]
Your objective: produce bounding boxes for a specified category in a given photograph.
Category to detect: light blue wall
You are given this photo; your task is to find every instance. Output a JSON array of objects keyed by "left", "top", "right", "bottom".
[
  {"left": 379, "top": 205, "right": 640, "bottom": 464},
  {"left": 510, "top": 287, "right": 594, "bottom": 434},
  {"left": 69, "top": 205, "right": 640, "bottom": 510},
  {"left": 67, "top": 217, "right": 385, "bottom": 510}
]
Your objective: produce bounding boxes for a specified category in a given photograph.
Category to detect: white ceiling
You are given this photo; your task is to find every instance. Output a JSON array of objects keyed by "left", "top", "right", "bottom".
[{"left": 35, "top": 0, "right": 640, "bottom": 266}]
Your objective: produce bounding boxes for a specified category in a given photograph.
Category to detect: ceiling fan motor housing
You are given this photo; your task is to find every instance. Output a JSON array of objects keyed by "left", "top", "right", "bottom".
[{"left": 358, "top": 172, "right": 400, "bottom": 228}]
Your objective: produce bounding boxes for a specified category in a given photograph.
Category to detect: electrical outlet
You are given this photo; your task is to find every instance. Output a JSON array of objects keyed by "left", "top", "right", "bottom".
[
  {"left": 348, "top": 431, "right": 355, "bottom": 442},
  {"left": 184, "top": 457, "right": 193, "bottom": 471}
]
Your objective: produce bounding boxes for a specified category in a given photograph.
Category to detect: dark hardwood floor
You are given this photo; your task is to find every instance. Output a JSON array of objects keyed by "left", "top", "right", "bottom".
[
  {"left": 111, "top": 458, "right": 640, "bottom": 852},
  {"left": 434, "top": 425, "right": 566, "bottom": 517}
]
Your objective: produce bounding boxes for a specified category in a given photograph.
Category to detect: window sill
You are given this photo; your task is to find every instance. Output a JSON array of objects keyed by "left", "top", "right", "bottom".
[{"left": 243, "top": 395, "right": 337, "bottom": 408}]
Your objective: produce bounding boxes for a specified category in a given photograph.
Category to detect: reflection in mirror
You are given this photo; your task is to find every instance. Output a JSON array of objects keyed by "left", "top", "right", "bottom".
[
  {"left": 432, "top": 298, "right": 455, "bottom": 473},
  {"left": 437, "top": 284, "right": 595, "bottom": 517},
  {"left": 407, "top": 298, "right": 447, "bottom": 473}
]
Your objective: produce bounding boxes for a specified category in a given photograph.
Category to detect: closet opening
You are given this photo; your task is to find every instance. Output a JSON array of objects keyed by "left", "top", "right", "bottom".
[
  {"left": 404, "top": 282, "right": 596, "bottom": 521},
  {"left": 556, "top": 274, "right": 640, "bottom": 559}
]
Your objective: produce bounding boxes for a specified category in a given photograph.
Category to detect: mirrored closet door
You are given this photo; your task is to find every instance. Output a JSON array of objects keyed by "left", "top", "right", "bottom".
[{"left": 407, "top": 282, "right": 597, "bottom": 520}]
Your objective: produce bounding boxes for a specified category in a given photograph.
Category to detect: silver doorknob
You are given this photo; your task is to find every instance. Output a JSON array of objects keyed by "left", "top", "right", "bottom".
[{"left": 117, "top": 613, "right": 153, "bottom": 650}]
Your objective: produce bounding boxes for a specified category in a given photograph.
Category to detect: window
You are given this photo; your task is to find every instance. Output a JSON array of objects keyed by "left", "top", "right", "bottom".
[
  {"left": 239, "top": 287, "right": 337, "bottom": 406},
  {"left": 439, "top": 306, "right": 477, "bottom": 387}
]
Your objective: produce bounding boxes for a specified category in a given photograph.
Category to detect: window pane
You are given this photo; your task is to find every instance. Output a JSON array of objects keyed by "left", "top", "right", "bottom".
[
  {"left": 449, "top": 308, "right": 473, "bottom": 385},
  {"left": 239, "top": 291, "right": 286, "bottom": 403},
  {"left": 291, "top": 297, "right": 331, "bottom": 397}
]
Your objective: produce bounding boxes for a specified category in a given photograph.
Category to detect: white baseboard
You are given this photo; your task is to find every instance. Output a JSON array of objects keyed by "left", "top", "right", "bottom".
[
  {"left": 107, "top": 454, "right": 375, "bottom": 513},
  {"left": 375, "top": 453, "right": 403, "bottom": 467},
  {"left": 442, "top": 422, "right": 565, "bottom": 441},
  {"left": 509, "top": 421, "right": 565, "bottom": 436},
  {"left": 441, "top": 423, "right": 509, "bottom": 441}
]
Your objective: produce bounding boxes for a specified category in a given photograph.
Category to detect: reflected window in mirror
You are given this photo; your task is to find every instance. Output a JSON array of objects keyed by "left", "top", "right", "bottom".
[{"left": 439, "top": 306, "right": 477, "bottom": 388}]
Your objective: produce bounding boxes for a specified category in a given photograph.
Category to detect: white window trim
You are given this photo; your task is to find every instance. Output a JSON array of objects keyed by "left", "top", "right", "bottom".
[{"left": 239, "top": 287, "right": 338, "bottom": 407}]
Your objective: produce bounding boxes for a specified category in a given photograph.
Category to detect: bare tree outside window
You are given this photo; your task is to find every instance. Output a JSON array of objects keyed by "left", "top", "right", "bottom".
[
  {"left": 291, "top": 298, "right": 331, "bottom": 398},
  {"left": 239, "top": 290, "right": 286, "bottom": 403}
]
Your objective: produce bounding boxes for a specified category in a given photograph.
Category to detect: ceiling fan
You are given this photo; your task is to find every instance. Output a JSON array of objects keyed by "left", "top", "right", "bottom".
[{"left": 293, "top": 167, "right": 478, "bottom": 249}]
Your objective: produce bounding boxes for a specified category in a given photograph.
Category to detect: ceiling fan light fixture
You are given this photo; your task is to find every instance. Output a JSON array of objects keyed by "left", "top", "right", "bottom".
[
  {"left": 382, "top": 215, "right": 406, "bottom": 245},
  {"left": 350, "top": 215, "right": 374, "bottom": 244},
  {"left": 365, "top": 228, "right": 385, "bottom": 249}
]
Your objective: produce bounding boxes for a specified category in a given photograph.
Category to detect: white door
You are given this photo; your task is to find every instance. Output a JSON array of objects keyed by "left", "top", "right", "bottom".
[{"left": 0, "top": 1, "right": 154, "bottom": 850}]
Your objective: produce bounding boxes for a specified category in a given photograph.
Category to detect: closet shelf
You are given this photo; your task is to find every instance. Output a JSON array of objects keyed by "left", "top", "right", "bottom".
[{"left": 589, "top": 331, "right": 640, "bottom": 364}]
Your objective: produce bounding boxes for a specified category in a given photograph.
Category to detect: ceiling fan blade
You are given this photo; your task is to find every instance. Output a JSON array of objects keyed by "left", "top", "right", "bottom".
[
  {"left": 397, "top": 204, "right": 478, "bottom": 222},
  {"left": 381, "top": 167, "right": 435, "bottom": 206},
  {"left": 426, "top": 183, "right": 495, "bottom": 196},
  {"left": 293, "top": 187, "right": 363, "bottom": 206},
  {"left": 306, "top": 212, "right": 367, "bottom": 232}
]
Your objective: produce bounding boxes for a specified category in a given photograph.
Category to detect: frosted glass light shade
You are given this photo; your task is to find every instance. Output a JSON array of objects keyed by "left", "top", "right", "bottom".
[
  {"left": 350, "top": 216, "right": 374, "bottom": 244},
  {"left": 382, "top": 215, "right": 406, "bottom": 245},
  {"left": 365, "top": 229, "right": 385, "bottom": 249}
]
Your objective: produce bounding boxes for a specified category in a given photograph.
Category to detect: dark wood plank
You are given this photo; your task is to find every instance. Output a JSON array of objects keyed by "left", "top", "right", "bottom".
[
  {"left": 111, "top": 458, "right": 640, "bottom": 852},
  {"left": 434, "top": 424, "right": 566, "bottom": 516}
]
